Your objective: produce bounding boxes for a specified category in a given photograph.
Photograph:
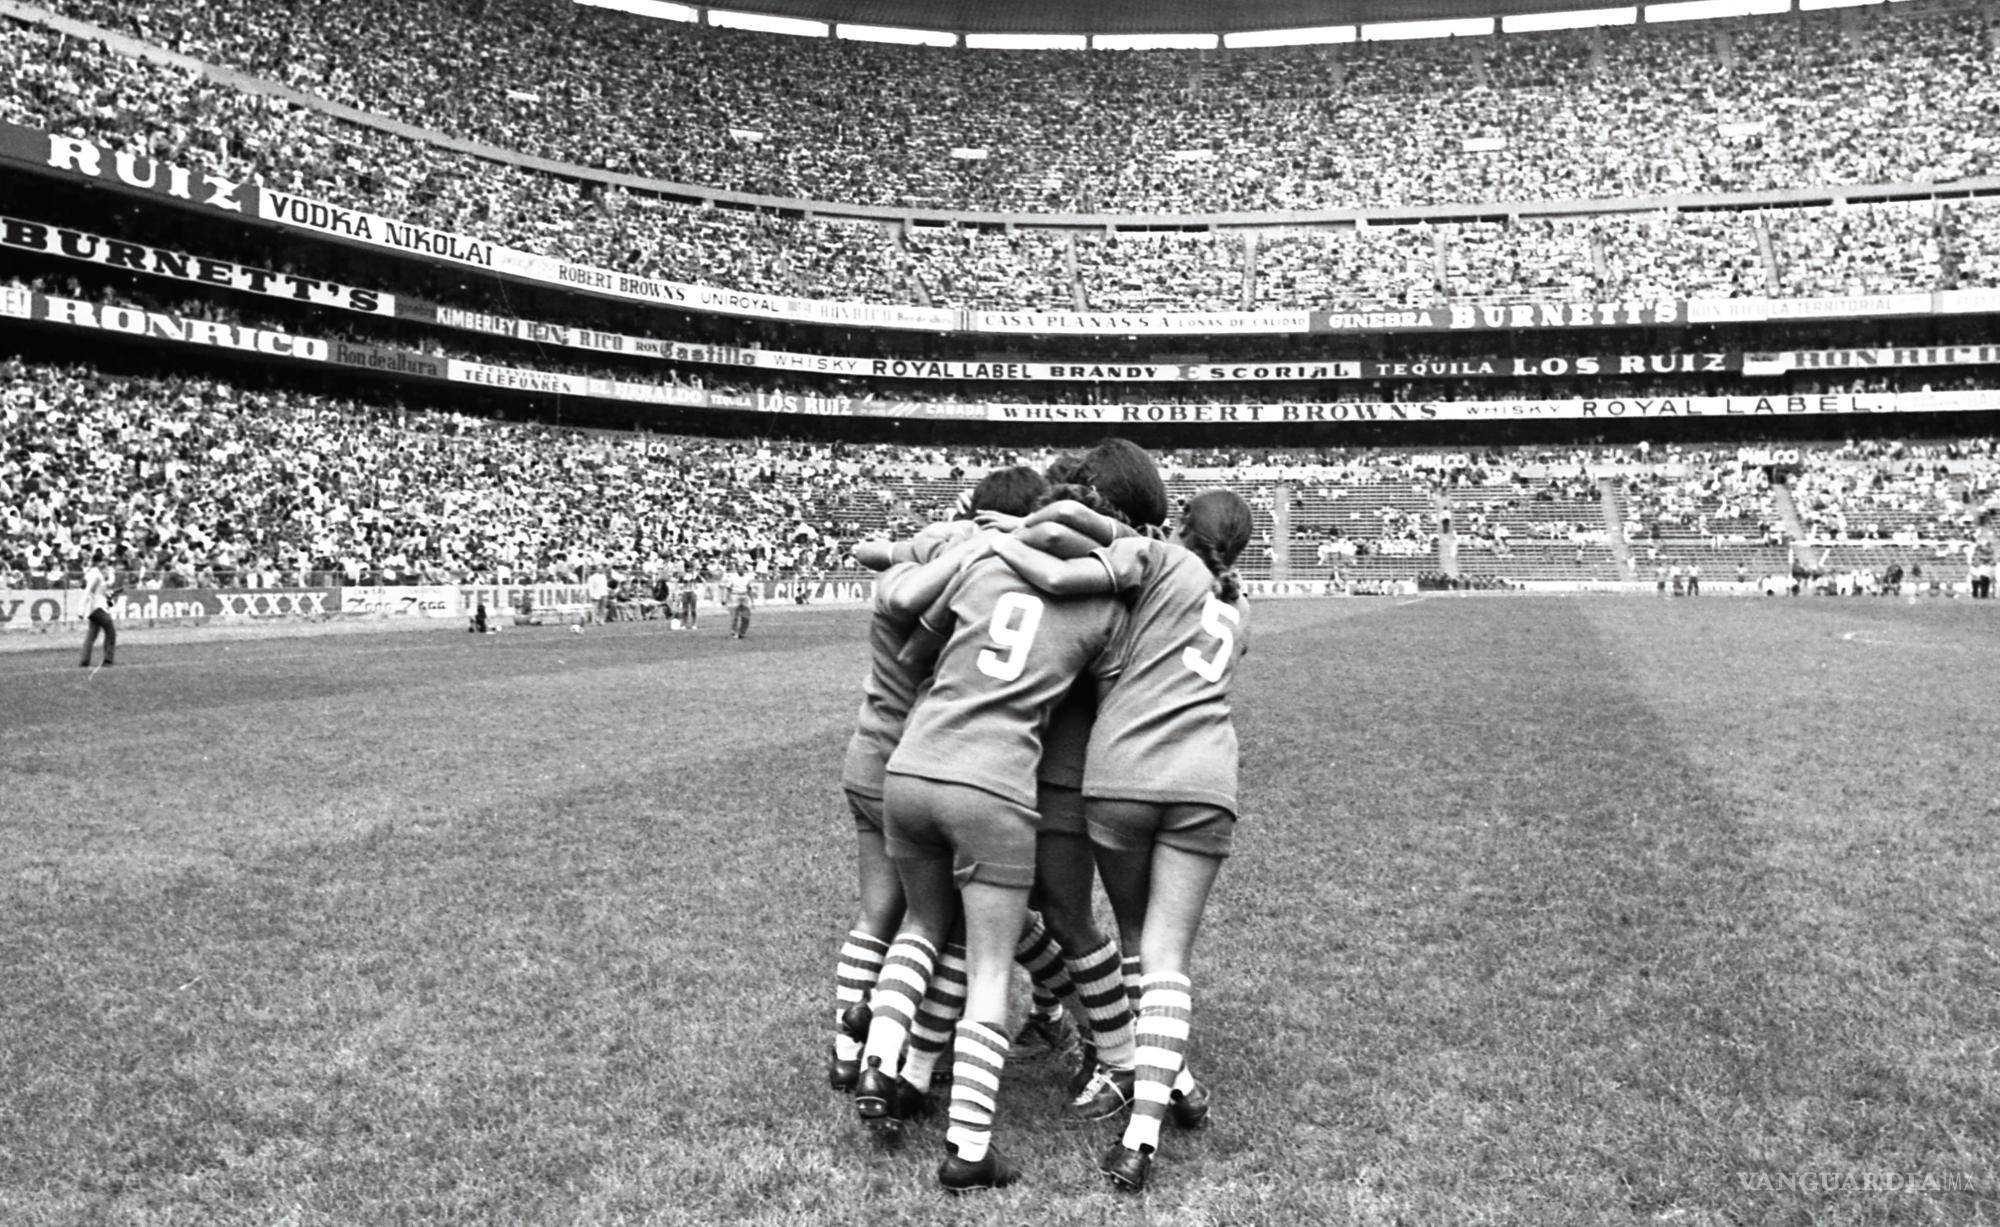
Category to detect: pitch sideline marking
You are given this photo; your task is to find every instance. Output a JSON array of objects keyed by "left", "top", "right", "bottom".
[{"left": 1839, "top": 629, "right": 1995, "bottom": 652}]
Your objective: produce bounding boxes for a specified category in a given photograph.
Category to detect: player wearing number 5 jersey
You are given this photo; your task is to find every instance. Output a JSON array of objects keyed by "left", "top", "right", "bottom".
[
  {"left": 990, "top": 489, "right": 1254, "bottom": 1195},
  {"left": 870, "top": 535, "right": 1127, "bottom": 1193}
]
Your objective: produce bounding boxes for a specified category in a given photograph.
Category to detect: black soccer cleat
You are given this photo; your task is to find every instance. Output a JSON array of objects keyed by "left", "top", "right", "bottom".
[
  {"left": 1168, "top": 1075, "right": 1211, "bottom": 1129},
  {"left": 937, "top": 1145, "right": 1020, "bottom": 1194},
  {"left": 828, "top": 1043, "right": 859, "bottom": 1094},
  {"left": 1064, "top": 1064, "right": 1136, "bottom": 1123},
  {"left": 1009, "top": 1006, "right": 1083, "bottom": 1063},
  {"left": 853, "top": 1058, "right": 895, "bottom": 1123},
  {"left": 894, "top": 1077, "right": 938, "bottom": 1124},
  {"left": 838, "top": 1002, "right": 872, "bottom": 1043},
  {"left": 1098, "top": 1142, "right": 1152, "bottom": 1192}
]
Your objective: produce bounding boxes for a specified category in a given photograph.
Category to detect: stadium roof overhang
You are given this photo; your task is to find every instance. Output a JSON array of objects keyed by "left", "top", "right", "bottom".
[{"left": 699, "top": 0, "right": 1659, "bottom": 34}]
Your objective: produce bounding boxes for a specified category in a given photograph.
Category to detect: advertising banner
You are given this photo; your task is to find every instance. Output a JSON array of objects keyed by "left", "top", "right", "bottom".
[
  {"left": 1310, "top": 300, "right": 1686, "bottom": 332},
  {"left": 338, "top": 586, "right": 464, "bottom": 619},
  {"left": 971, "top": 309, "right": 1310, "bottom": 336},
  {"left": 1780, "top": 345, "right": 2000, "bottom": 373},
  {"left": 548, "top": 263, "right": 959, "bottom": 331},
  {"left": 1354, "top": 353, "right": 1738, "bottom": 378},
  {"left": 16, "top": 285, "right": 2000, "bottom": 427},
  {"left": 331, "top": 307, "right": 1769, "bottom": 384},
  {"left": 206, "top": 589, "right": 343, "bottom": 618},
  {"left": 0, "top": 587, "right": 343, "bottom": 630},
  {"left": 23, "top": 291, "right": 330, "bottom": 360},
  {"left": 0, "top": 214, "right": 395, "bottom": 314},
  {"left": 328, "top": 340, "right": 449, "bottom": 380},
  {"left": 1938, "top": 288, "right": 2000, "bottom": 316},
  {"left": 984, "top": 389, "right": 2000, "bottom": 426},
  {"left": 0, "top": 123, "right": 256, "bottom": 218},
  {"left": 8, "top": 119, "right": 1999, "bottom": 340},
  {"left": 445, "top": 359, "right": 590, "bottom": 396},
  {"left": 258, "top": 188, "right": 512, "bottom": 273},
  {"left": 1687, "top": 292, "right": 1933, "bottom": 325},
  {"left": 1240, "top": 579, "right": 1353, "bottom": 599},
  {"left": 0, "top": 589, "right": 79, "bottom": 630}
]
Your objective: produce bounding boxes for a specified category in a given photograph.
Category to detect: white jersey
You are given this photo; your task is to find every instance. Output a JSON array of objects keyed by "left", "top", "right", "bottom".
[{"left": 83, "top": 565, "right": 114, "bottom": 615}]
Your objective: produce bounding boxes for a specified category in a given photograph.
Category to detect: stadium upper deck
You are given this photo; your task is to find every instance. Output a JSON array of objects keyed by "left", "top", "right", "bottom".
[{"left": 16, "top": 0, "right": 1999, "bottom": 216}]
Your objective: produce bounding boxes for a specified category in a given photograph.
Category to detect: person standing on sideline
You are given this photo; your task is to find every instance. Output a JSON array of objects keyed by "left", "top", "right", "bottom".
[
  {"left": 585, "top": 563, "right": 610, "bottom": 625},
  {"left": 79, "top": 553, "right": 118, "bottom": 668},
  {"left": 678, "top": 568, "right": 701, "bottom": 629},
  {"left": 724, "top": 564, "right": 756, "bottom": 638}
]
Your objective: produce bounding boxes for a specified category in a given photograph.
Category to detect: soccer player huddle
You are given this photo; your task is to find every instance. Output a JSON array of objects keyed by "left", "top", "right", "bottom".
[{"left": 826, "top": 438, "right": 1253, "bottom": 1194}]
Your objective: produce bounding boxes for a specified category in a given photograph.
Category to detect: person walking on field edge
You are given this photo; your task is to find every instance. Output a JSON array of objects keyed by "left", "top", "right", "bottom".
[
  {"left": 79, "top": 553, "right": 117, "bottom": 668},
  {"left": 725, "top": 565, "right": 756, "bottom": 638}
]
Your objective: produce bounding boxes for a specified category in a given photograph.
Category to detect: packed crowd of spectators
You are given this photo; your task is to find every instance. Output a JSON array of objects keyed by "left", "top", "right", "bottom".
[
  {"left": 0, "top": 359, "right": 904, "bottom": 590},
  {"left": 5, "top": 358, "right": 1993, "bottom": 590},
  {"left": 25, "top": 0, "right": 2000, "bottom": 213},
  {"left": 1619, "top": 463, "right": 1781, "bottom": 546},
  {"left": 4, "top": 8, "right": 2000, "bottom": 316},
  {"left": 1787, "top": 439, "right": 1998, "bottom": 542}
]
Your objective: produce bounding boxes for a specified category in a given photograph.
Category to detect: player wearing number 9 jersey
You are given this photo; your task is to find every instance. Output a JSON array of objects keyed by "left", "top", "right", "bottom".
[
  {"left": 834, "top": 470, "right": 1063, "bottom": 1110},
  {"left": 871, "top": 545, "right": 1127, "bottom": 1192},
  {"left": 989, "top": 488, "right": 1254, "bottom": 1195},
  {"left": 886, "top": 558, "right": 1124, "bottom": 811}
]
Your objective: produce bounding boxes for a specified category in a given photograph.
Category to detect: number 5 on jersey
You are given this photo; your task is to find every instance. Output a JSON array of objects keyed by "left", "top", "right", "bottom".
[
  {"left": 1182, "top": 594, "right": 1240, "bottom": 683},
  {"left": 978, "top": 591, "right": 1045, "bottom": 682}
]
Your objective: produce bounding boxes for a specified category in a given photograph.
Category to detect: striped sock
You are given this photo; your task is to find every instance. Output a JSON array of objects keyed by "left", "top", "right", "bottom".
[
  {"left": 946, "top": 1019, "right": 1010, "bottom": 1163},
  {"left": 1126, "top": 958, "right": 1201, "bottom": 1095},
  {"left": 862, "top": 933, "right": 937, "bottom": 1073},
  {"left": 1066, "top": 939, "right": 1137, "bottom": 1070},
  {"left": 1142, "top": 956, "right": 1200, "bottom": 1096},
  {"left": 1122, "top": 972, "right": 1193, "bottom": 1154},
  {"left": 902, "top": 942, "right": 967, "bottom": 1092},
  {"left": 1016, "top": 912, "right": 1074, "bottom": 1017},
  {"left": 834, "top": 929, "right": 890, "bottom": 1061}
]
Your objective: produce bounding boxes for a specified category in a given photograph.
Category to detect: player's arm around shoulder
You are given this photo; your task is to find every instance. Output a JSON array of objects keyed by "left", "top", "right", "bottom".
[
  {"left": 1019, "top": 498, "right": 1122, "bottom": 545},
  {"left": 878, "top": 532, "right": 993, "bottom": 621},
  {"left": 990, "top": 534, "right": 1129, "bottom": 597}
]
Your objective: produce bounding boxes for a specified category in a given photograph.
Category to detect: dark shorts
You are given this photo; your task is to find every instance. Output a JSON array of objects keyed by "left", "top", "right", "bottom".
[
  {"left": 845, "top": 788, "right": 886, "bottom": 835},
  {"left": 883, "top": 772, "right": 1037, "bottom": 889},
  {"left": 1086, "top": 798, "right": 1236, "bottom": 860},
  {"left": 1036, "top": 780, "right": 1087, "bottom": 839}
]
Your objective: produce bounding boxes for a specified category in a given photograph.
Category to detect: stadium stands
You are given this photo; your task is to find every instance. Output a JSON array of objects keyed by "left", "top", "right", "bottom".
[
  {"left": 21, "top": 0, "right": 2000, "bottom": 212},
  {"left": 4, "top": 5, "right": 2000, "bottom": 314},
  {"left": 1, "top": 1, "right": 1998, "bottom": 602},
  {"left": 4, "top": 353, "right": 1993, "bottom": 591}
]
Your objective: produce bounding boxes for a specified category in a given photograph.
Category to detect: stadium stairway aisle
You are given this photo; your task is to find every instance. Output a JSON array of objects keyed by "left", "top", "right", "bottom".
[
  {"left": 1433, "top": 486, "right": 1459, "bottom": 579},
  {"left": 1599, "top": 476, "right": 1633, "bottom": 573},
  {"left": 1770, "top": 482, "right": 1811, "bottom": 542},
  {"left": 1438, "top": 510, "right": 1460, "bottom": 579}
]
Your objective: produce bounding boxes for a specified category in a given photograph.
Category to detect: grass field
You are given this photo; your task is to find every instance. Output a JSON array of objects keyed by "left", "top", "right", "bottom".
[{"left": 3, "top": 594, "right": 1997, "bottom": 1226}]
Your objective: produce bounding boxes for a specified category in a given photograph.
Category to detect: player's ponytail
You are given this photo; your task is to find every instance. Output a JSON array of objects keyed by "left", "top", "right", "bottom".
[{"left": 1179, "top": 489, "right": 1253, "bottom": 604}]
